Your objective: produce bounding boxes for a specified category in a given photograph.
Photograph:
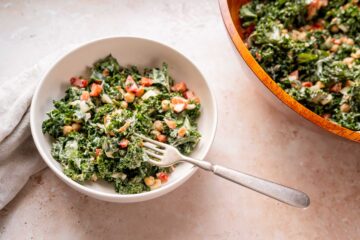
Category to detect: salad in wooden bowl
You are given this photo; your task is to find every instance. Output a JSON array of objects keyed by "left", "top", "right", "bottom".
[{"left": 219, "top": 0, "right": 360, "bottom": 142}]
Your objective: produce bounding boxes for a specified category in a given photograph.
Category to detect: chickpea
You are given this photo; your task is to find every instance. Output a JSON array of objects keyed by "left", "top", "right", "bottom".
[
  {"left": 161, "top": 100, "right": 170, "bottom": 111},
  {"left": 351, "top": 49, "right": 360, "bottom": 59},
  {"left": 151, "top": 130, "right": 161, "bottom": 136},
  {"left": 314, "top": 81, "right": 325, "bottom": 89},
  {"left": 343, "top": 57, "right": 354, "bottom": 67},
  {"left": 330, "top": 18, "right": 339, "bottom": 24},
  {"left": 153, "top": 120, "right": 164, "bottom": 132},
  {"left": 102, "top": 68, "right": 110, "bottom": 77},
  {"left": 116, "top": 86, "right": 126, "bottom": 95},
  {"left": 71, "top": 123, "right": 81, "bottom": 131},
  {"left": 144, "top": 176, "right": 155, "bottom": 187},
  {"left": 177, "top": 127, "right": 187, "bottom": 138},
  {"left": 104, "top": 115, "right": 111, "bottom": 127},
  {"left": 91, "top": 174, "right": 98, "bottom": 182},
  {"left": 343, "top": 3, "right": 352, "bottom": 10},
  {"left": 345, "top": 80, "right": 354, "bottom": 87},
  {"left": 340, "top": 37, "right": 347, "bottom": 43},
  {"left": 291, "top": 30, "right": 300, "bottom": 40},
  {"left": 330, "top": 44, "right": 339, "bottom": 52},
  {"left": 135, "top": 87, "right": 145, "bottom": 97},
  {"left": 150, "top": 179, "right": 162, "bottom": 190},
  {"left": 165, "top": 119, "right": 177, "bottom": 129},
  {"left": 345, "top": 38, "right": 354, "bottom": 46},
  {"left": 303, "top": 25, "right": 311, "bottom": 31},
  {"left": 340, "top": 103, "right": 351, "bottom": 113},
  {"left": 124, "top": 92, "right": 135, "bottom": 103},
  {"left": 120, "top": 101, "right": 128, "bottom": 109},
  {"left": 63, "top": 125, "right": 73, "bottom": 135}
]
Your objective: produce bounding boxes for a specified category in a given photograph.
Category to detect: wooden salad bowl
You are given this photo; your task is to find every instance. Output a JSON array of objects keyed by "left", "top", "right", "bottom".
[{"left": 219, "top": 0, "right": 360, "bottom": 143}]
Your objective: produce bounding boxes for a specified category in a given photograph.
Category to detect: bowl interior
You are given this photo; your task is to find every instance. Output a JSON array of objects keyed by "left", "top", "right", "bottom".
[{"left": 31, "top": 37, "right": 217, "bottom": 201}]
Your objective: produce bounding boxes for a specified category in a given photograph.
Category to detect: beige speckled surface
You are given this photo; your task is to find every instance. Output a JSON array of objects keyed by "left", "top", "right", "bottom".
[{"left": 0, "top": 0, "right": 359, "bottom": 239}]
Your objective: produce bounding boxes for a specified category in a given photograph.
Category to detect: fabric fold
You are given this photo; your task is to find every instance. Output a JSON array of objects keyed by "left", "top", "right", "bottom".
[{"left": 0, "top": 47, "right": 72, "bottom": 209}]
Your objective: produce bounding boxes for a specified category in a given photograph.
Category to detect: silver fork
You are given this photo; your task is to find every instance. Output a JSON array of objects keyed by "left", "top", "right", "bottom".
[{"left": 137, "top": 134, "right": 310, "bottom": 208}]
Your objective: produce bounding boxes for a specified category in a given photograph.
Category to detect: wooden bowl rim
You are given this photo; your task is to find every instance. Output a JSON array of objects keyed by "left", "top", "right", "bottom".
[{"left": 218, "top": 0, "right": 360, "bottom": 143}]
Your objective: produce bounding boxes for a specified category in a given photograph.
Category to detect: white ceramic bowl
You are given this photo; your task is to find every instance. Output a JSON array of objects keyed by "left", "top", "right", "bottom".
[{"left": 30, "top": 37, "right": 217, "bottom": 203}]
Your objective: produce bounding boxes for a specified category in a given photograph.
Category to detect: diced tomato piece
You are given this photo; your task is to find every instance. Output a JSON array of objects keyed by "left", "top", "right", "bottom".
[
  {"left": 156, "top": 172, "right": 169, "bottom": 183},
  {"left": 140, "top": 77, "right": 153, "bottom": 87},
  {"left": 125, "top": 75, "right": 138, "bottom": 93},
  {"left": 80, "top": 91, "right": 90, "bottom": 101},
  {"left": 119, "top": 139, "right": 129, "bottom": 148},
  {"left": 332, "top": 38, "right": 341, "bottom": 45},
  {"left": 171, "top": 96, "right": 188, "bottom": 113},
  {"left": 70, "top": 77, "right": 88, "bottom": 88},
  {"left": 128, "top": 84, "right": 138, "bottom": 93},
  {"left": 183, "top": 91, "right": 194, "bottom": 99},
  {"left": 289, "top": 70, "right": 299, "bottom": 80},
  {"left": 311, "top": 21, "right": 324, "bottom": 30},
  {"left": 90, "top": 83, "right": 103, "bottom": 97},
  {"left": 307, "top": 0, "right": 327, "bottom": 19},
  {"left": 156, "top": 134, "right": 167, "bottom": 143},
  {"left": 171, "top": 96, "right": 187, "bottom": 104},
  {"left": 307, "top": 0, "right": 318, "bottom": 19},
  {"left": 330, "top": 83, "right": 342, "bottom": 93},
  {"left": 164, "top": 119, "right": 177, "bottom": 129},
  {"left": 171, "top": 82, "right": 187, "bottom": 93},
  {"left": 125, "top": 75, "right": 135, "bottom": 85},
  {"left": 183, "top": 91, "right": 201, "bottom": 104},
  {"left": 307, "top": 0, "right": 320, "bottom": 18},
  {"left": 95, "top": 148, "right": 102, "bottom": 157},
  {"left": 302, "top": 82, "right": 313, "bottom": 88}
]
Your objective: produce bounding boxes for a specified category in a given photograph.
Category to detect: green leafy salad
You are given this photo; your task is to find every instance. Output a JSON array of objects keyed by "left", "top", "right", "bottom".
[
  {"left": 240, "top": 0, "right": 360, "bottom": 130},
  {"left": 42, "top": 55, "right": 201, "bottom": 194}
]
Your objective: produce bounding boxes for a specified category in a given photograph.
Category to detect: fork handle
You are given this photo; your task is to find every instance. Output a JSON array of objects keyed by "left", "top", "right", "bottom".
[{"left": 182, "top": 157, "right": 310, "bottom": 208}]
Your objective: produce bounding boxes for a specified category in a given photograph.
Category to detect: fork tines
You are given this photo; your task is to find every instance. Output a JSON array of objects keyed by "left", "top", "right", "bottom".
[{"left": 135, "top": 133, "right": 166, "bottom": 161}]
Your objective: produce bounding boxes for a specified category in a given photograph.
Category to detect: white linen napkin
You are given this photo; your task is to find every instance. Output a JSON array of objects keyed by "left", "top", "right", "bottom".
[{"left": 0, "top": 49, "right": 71, "bottom": 209}]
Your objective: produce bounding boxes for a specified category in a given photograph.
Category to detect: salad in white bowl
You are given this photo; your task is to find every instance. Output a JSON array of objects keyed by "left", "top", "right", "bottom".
[
  {"left": 30, "top": 37, "right": 217, "bottom": 202},
  {"left": 42, "top": 55, "right": 202, "bottom": 194}
]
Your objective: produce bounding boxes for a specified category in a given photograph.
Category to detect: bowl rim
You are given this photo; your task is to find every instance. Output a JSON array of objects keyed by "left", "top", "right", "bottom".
[
  {"left": 30, "top": 36, "right": 218, "bottom": 201},
  {"left": 218, "top": 0, "right": 360, "bottom": 143}
]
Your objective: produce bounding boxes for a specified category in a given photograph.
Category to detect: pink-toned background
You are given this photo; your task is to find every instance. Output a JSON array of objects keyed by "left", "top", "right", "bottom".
[{"left": 0, "top": 0, "right": 359, "bottom": 239}]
